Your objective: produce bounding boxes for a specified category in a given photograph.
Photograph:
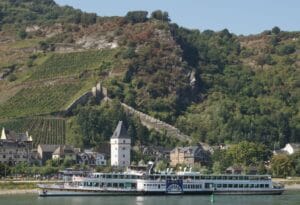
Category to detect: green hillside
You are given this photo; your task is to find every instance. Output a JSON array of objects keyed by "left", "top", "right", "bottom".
[
  {"left": 28, "top": 49, "right": 121, "bottom": 80},
  {"left": 0, "top": 83, "right": 83, "bottom": 118},
  {"left": 0, "top": 0, "right": 299, "bottom": 150}
]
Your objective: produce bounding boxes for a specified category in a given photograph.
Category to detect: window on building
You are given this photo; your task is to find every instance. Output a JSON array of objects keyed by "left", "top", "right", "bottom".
[
  {"left": 122, "top": 147, "right": 126, "bottom": 150},
  {"left": 123, "top": 154, "right": 125, "bottom": 158},
  {"left": 123, "top": 140, "right": 126, "bottom": 143},
  {"left": 3, "top": 155, "right": 5, "bottom": 158}
]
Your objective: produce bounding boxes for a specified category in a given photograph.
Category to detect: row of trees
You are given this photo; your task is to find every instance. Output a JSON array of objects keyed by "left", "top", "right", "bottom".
[{"left": 125, "top": 10, "right": 170, "bottom": 23}]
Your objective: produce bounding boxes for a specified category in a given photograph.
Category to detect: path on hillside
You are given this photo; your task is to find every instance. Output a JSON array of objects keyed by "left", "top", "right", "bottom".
[
  {"left": 120, "top": 102, "right": 192, "bottom": 143},
  {"left": 101, "top": 94, "right": 192, "bottom": 143},
  {"left": 67, "top": 82, "right": 192, "bottom": 143}
]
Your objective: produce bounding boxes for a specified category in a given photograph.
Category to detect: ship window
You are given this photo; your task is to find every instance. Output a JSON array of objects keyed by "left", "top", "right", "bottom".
[
  {"left": 200, "top": 176, "right": 205, "bottom": 179},
  {"left": 244, "top": 184, "right": 249, "bottom": 188},
  {"left": 228, "top": 184, "right": 233, "bottom": 188},
  {"left": 260, "top": 184, "right": 264, "bottom": 188},
  {"left": 228, "top": 176, "right": 233, "bottom": 180},
  {"left": 158, "top": 184, "right": 160, "bottom": 189},
  {"left": 250, "top": 184, "right": 254, "bottom": 188},
  {"left": 107, "top": 175, "right": 112, "bottom": 178},
  {"left": 217, "top": 184, "right": 222, "bottom": 188},
  {"left": 217, "top": 176, "right": 222, "bottom": 180},
  {"left": 119, "top": 183, "right": 124, "bottom": 188},
  {"left": 233, "top": 184, "right": 238, "bottom": 188},
  {"left": 222, "top": 176, "right": 227, "bottom": 180},
  {"left": 223, "top": 184, "right": 227, "bottom": 188},
  {"left": 195, "top": 176, "right": 200, "bottom": 180},
  {"left": 123, "top": 154, "right": 125, "bottom": 158},
  {"left": 239, "top": 184, "right": 243, "bottom": 188},
  {"left": 3, "top": 155, "right": 5, "bottom": 158},
  {"left": 255, "top": 184, "right": 259, "bottom": 188},
  {"left": 265, "top": 184, "right": 269, "bottom": 188},
  {"left": 239, "top": 176, "right": 244, "bottom": 180},
  {"left": 113, "top": 183, "right": 118, "bottom": 188}
]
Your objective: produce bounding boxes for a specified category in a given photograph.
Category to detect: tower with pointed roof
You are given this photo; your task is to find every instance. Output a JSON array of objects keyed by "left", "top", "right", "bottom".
[{"left": 110, "top": 121, "right": 131, "bottom": 167}]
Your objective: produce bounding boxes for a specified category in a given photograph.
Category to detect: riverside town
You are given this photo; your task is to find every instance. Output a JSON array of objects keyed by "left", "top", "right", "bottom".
[{"left": 0, "top": 0, "right": 299, "bottom": 204}]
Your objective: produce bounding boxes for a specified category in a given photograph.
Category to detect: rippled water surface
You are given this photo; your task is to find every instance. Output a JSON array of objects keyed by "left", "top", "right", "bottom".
[{"left": 0, "top": 190, "right": 299, "bottom": 205}]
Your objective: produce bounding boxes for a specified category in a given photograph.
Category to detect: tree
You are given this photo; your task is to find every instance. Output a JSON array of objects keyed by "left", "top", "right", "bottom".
[
  {"left": 62, "top": 156, "right": 75, "bottom": 168},
  {"left": 212, "top": 161, "right": 222, "bottom": 174},
  {"left": 155, "top": 160, "right": 168, "bottom": 171},
  {"left": 125, "top": 11, "right": 148, "bottom": 23},
  {"left": 0, "top": 163, "right": 11, "bottom": 177},
  {"left": 271, "top": 154, "right": 294, "bottom": 177},
  {"left": 151, "top": 10, "right": 170, "bottom": 22},
  {"left": 17, "top": 29, "right": 27, "bottom": 39},
  {"left": 226, "top": 141, "right": 271, "bottom": 166},
  {"left": 271, "top": 26, "right": 281, "bottom": 35}
]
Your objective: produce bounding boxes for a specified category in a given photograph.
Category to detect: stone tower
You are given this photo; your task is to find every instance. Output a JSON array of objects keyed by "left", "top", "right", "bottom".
[{"left": 110, "top": 121, "right": 131, "bottom": 167}]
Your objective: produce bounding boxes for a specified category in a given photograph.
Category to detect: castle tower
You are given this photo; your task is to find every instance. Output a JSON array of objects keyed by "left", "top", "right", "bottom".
[{"left": 110, "top": 121, "right": 131, "bottom": 167}]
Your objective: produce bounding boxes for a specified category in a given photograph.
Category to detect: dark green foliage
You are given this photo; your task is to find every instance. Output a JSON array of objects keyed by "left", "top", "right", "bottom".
[
  {"left": 170, "top": 25, "right": 299, "bottom": 147},
  {"left": 17, "top": 29, "right": 27, "bottom": 39},
  {"left": 212, "top": 141, "right": 271, "bottom": 172},
  {"left": 0, "top": 0, "right": 97, "bottom": 27},
  {"left": 276, "top": 44, "right": 296, "bottom": 55},
  {"left": 0, "top": 163, "right": 11, "bottom": 176},
  {"left": 125, "top": 11, "right": 148, "bottom": 24},
  {"left": 151, "top": 10, "right": 170, "bottom": 22},
  {"left": 271, "top": 26, "right": 281, "bottom": 35},
  {"left": 67, "top": 100, "right": 179, "bottom": 148}
]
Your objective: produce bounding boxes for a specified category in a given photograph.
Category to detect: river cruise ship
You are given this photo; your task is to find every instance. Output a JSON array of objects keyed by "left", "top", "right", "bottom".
[{"left": 38, "top": 167, "right": 284, "bottom": 196}]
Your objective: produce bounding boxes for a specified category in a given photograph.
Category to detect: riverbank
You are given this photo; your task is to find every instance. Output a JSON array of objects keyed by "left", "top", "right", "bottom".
[
  {"left": 273, "top": 177, "right": 300, "bottom": 189},
  {"left": 0, "top": 180, "right": 62, "bottom": 195},
  {"left": 0, "top": 189, "right": 37, "bottom": 195}
]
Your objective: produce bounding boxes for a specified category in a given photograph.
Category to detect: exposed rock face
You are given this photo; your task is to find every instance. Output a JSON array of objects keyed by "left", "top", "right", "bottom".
[{"left": 75, "top": 35, "right": 118, "bottom": 50}]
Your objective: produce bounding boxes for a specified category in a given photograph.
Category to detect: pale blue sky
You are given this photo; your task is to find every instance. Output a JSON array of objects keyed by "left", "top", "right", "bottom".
[{"left": 55, "top": 0, "right": 299, "bottom": 35}]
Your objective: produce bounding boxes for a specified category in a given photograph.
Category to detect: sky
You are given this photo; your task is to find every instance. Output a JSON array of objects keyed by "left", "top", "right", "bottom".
[{"left": 55, "top": 0, "right": 300, "bottom": 35}]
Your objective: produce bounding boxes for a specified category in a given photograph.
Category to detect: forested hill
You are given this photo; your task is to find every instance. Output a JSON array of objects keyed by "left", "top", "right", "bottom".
[{"left": 0, "top": 0, "right": 299, "bottom": 149}]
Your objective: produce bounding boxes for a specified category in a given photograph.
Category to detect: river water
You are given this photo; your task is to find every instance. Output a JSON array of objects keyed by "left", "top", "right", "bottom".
[{"left": 0, "top": 190, "right": 299, "bottom": 205}]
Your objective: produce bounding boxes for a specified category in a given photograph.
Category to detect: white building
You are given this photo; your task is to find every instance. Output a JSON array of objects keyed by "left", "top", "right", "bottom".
[
  {"left": 110, "top": 121, "right": 131, "bottom": 167},
  {"left": 95, "top": 153, "right": 106, "bottom": 166},
  {"left": 281, "top": 143, "right": 300, "bottom": 155}
]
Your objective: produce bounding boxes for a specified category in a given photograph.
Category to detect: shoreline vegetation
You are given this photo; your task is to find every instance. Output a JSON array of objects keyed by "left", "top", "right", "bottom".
[{"left": 0, "top": 179, "right": 300, "bottom": 195}]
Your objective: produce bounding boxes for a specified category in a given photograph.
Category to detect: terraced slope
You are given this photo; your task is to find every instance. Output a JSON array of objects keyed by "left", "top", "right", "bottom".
[
  {"left": 0, "top": 83, "right": 83, "bottom": 118},
  {"left": 28, "top": 49, "right": 121, "bottom": 80},
  {"left": 0, "top": 117, "right": 66, "bottom": 146}
]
